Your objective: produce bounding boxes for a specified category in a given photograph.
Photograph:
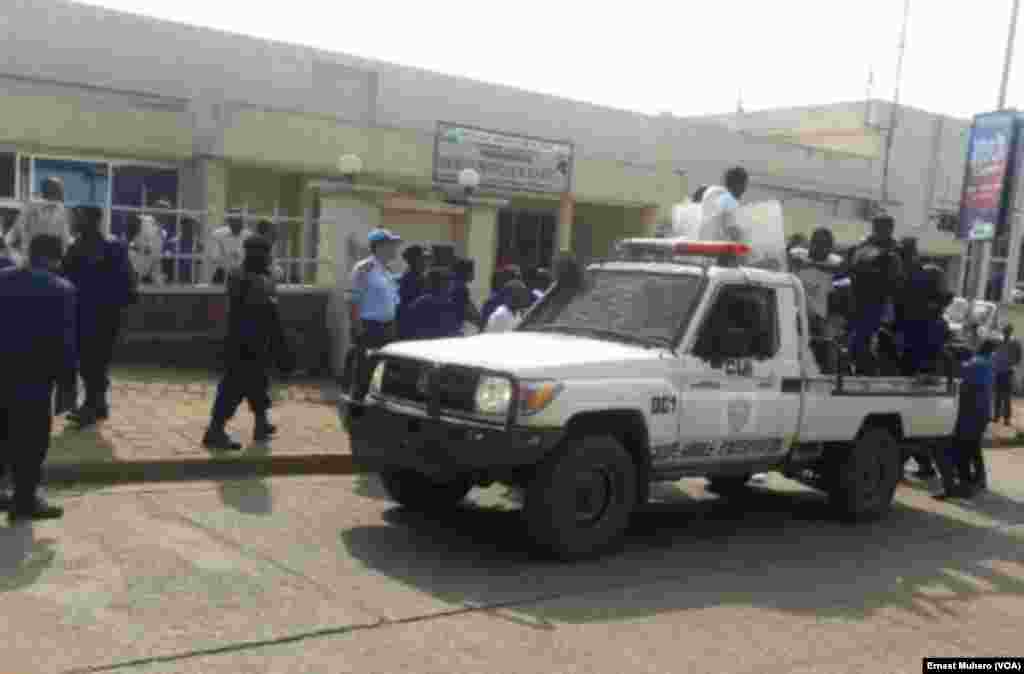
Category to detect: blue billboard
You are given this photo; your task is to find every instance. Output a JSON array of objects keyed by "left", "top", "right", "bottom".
[{"left": 959, "top": 111, "right": 1019, "bottom": 241}]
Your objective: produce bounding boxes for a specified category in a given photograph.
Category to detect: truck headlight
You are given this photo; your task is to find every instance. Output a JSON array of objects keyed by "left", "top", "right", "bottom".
[
  {"left": 368, "top": 361, "right": 386, "bottom": 395},
  {"left": 474, "top": 377, "right": 563, "bottom": 418},
  {"left": 475, "top": 376, "right": 512, "bottom": 416}
]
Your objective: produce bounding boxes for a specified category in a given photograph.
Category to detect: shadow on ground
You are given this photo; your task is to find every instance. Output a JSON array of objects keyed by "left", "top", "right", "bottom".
[
  {"left": 0, "top": 523, "right": 57, "bottom": 593},
  {"left": 342, "top": 480, "right": 1024, "bottom": 626},
  {"left": 216, "top": 440, "right": 273, "bottom": 515}
]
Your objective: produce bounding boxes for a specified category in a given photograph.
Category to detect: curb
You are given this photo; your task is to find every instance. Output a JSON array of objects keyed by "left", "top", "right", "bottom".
[{"left": 44, "top": 453, "right": 361, "bottom": 487}]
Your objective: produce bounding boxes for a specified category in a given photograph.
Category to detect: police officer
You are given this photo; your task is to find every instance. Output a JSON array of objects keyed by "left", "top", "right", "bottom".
[
  {"left": 396, "top": 244, "right": 428, "bottom": 340},
  {"left": 0, "top": 234, "right": 76, "bottom": 521},
  {"left": 846, "top": 215, "right": 904, "bottom": 375},
  {"left": 345, "top": 228, "right": 401, "bottom": 399},
  {"left": 405, "top": 267, "right": 461, "bottom": 340},
  {"left": 203, "top": 235, "right": 294, "bottom": 450},
  {"left": 61, "top": 206, "right": 138, "bottom": 427}
]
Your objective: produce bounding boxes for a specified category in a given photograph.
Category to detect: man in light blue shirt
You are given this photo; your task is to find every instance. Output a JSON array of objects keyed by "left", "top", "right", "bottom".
[{"left": 345, "top": 228, "right": 402, "bottom": 399}]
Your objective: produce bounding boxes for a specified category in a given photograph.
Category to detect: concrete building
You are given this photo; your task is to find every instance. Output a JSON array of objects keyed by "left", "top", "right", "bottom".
[{"left": 0, "top": 0, "right": 972, "bottom": 371}]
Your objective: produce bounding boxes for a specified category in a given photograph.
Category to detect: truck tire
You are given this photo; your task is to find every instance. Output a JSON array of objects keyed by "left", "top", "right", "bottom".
[
  {"left": 524, "top": 434, "right": 638, "bottom": 561},
  {"left": 378, "top": 470, "right": 472, "bottom": 511},
  {"left": 829, "top": 426, "right": 902, "bottom": 521},
  {"left": 706, "top": 474, "right": 752, "bottom": 495}
]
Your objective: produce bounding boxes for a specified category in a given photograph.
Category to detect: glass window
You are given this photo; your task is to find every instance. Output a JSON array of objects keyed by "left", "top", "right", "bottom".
[
  {"left": 33, "top": 158, "right": 108, "bottom": 207},
  {"left": 523, "top": 268, "right": 703, "bottom": 347},
  {"left": 693, "top": 285, "right": 779, "bottom": 362}
]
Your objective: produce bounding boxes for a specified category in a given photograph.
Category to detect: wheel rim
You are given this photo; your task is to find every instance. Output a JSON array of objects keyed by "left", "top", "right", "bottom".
[{"left": 574, "top": 466, "right": 613, "bottom": 525}]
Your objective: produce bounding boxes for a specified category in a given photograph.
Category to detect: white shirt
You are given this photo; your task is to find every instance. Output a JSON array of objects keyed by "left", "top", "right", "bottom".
[
  {"left": 207, "top": 225, "right": 252, "bottom": 281},
  {"left": 698, "top": 186, "right": 742, "bottom": 242},
  {"left": 128, "top": 215, "right": 165, "bottom": 282},
  {"left": 791, "top": 248, "right": 842, "bottom": 320},
  {"left": 486, "top": 305, "right": 522, "bottom": 333},
  {"left": 4, "top": 202, "right": 71, "bottom": 256}
]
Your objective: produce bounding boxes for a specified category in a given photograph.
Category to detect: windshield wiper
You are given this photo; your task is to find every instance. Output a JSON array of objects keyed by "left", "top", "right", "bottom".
[{"left": 531, "top": 324, "right": 671, "bottom": 348}]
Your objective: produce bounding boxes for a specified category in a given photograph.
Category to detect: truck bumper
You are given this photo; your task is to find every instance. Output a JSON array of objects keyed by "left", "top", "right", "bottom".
[{"left": 346, "top": 399, "right": 564, "bottom": 479}]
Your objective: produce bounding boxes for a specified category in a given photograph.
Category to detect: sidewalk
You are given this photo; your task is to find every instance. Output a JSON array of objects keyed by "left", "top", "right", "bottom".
[
  {"left": 40, "top": 366, "right": 1024, "bottom": 487},
  {"left": 44, "top": 366, "right": 353, "bottom": 486}
]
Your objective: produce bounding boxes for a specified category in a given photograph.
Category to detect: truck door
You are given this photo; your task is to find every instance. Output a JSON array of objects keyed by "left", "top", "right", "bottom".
[{"left": 677, "top": 282, "right": 792, "bottom": 464}]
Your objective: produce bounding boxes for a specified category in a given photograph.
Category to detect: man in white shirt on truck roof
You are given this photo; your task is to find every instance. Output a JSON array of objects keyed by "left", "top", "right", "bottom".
[{"left": 698, "top": 167, "right": 749, "bottom": 243}]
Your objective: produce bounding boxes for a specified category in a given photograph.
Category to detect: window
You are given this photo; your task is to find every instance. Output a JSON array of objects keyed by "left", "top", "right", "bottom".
[
  {"left": 33, "top": 158, "right": 109, "bottom": 207},
  {"left": 523, "top": 268, "right": 703, "bottom": 347},
  {"left": 692, "top": 285, "right": 779, "bottom": 364},
  {"left": 0, "top": 153, "right": 15, "bottom": 200},
  {"left": 496, "top": 209, "right": 556, "bottom": 274}
]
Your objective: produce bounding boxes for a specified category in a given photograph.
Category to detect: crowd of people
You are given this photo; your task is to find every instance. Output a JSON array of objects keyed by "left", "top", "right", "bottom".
[
  {"left": 0, "top": 178, "right": 298, "bottom": 516},
  {"left": 344, "top": 228, "right": 553, "bottom": 398}
]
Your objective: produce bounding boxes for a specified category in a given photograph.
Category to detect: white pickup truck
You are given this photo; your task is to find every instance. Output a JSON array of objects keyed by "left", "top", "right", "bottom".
[{"left": 343, "top": 238, "right": 958, "bottom": 560}]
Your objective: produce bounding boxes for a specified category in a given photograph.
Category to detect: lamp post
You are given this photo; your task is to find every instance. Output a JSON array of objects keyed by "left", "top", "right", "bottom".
[{"left": 999, "top": 0, "right": 1023, "bottom": 306}]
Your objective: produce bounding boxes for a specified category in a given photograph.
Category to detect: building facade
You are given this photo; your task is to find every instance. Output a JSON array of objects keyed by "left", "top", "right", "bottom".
[{"left": 1, "top": 0, "right": 973, "bottom": 371}]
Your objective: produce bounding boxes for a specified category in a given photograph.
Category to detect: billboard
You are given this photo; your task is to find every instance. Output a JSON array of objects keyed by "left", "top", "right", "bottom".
[
  {"left": 959, "top": 111, "right": 1018, "bottom": 240},
  {"left": 433, "top": 122, "right": 573, "bottom": 194}
]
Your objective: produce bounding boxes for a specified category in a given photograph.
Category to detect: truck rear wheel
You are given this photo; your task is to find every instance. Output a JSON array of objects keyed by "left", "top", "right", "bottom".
[
  {"left": 524, "top": 434, "right": 638, "bottom": 561},
  {"left": 829, "top": 426, "right": 902, "bottom": 521},
  {"left": 379, "top": 470, "right": 472, "bottom": 511}
]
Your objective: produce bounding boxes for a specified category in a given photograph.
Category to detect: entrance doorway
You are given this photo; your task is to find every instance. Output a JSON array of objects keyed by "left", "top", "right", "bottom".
[{"left": 496, "top": 208, "right": 556, "bottom": 275}]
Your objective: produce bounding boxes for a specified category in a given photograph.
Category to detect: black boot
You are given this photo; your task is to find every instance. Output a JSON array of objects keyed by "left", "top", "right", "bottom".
[
  {"left": 254, "top": 415, "right": 277, "bottom": 443},
  {"left": 203, "top": 424, "right": 242, "bottom": 451},
  {"left": 9, "top": 495, "right": 64, "bottom": 522}
]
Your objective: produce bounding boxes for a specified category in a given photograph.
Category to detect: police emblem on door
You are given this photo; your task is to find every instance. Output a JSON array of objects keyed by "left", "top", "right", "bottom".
[{"left": 727, "top": 397, "right": 753, "bottom": 434}]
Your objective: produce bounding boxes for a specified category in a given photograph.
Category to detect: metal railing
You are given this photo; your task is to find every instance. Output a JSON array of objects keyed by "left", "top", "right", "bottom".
[{"left": 1, "top": 199, "right": 335, "bottom": 287}]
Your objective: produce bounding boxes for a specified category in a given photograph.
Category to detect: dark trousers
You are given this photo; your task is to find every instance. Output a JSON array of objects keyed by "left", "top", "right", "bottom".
[
  {"left": 343, "top": 320, "right": 396, "bottom": 399},
  {"left": 937, "top": 431, "right": 987, "bottom": 492},
  {"left": 210, "top": 363, "right": 271, "bottom": 425},
  {"left": 848, "top": 302, "right": 886, "bottom": 374},
  {"left": 994, "top": 371, "right": 1014, "bottom": 423},
  {"left": 78, "top": 316, "right": 122, "bottom": 412},
  {"left": 0, "top": 391, "right": 53, "bottom": 507}
]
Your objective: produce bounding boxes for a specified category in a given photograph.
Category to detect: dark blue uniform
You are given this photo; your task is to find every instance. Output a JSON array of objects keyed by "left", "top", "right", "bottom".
[
  {"left": 61, "top": 236, "right": 136, "bottom": 417},
  {"left": 396, "top": 270, "right": 425, "bottom": 340},
  {"left": 480, "top": 290, "right": 506, "bottom": 328},
  {"left": 0, "top": 264, "right": 77, "bottom": 510},
  {"left": 404, "top": 293, "right": 461, "bottom": 340},
  {"left": 210, "top": 268, "right": 292, "bottom": 429},
  {"left": 938, "top": 353, "right": 993, "bottom": 495}
]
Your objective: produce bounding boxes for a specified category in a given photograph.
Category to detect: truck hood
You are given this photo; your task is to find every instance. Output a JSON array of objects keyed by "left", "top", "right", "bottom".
[{"left": 381, "top": 331, "right": 666, "bottom": 376}]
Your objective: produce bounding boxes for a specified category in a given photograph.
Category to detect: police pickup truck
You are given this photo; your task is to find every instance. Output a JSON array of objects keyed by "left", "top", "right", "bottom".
[{"left": 342, "top": 238, "right": 958, "bottom": 560}]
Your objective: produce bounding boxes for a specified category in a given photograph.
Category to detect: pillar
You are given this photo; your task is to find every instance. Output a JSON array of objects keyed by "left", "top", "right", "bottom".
[
  {"left": 319, "top": 192, "right": 382, "bottom": 376},
  {"left": 465, "top": 204, "right": 499, "bottom": 306},
  {"left": 558, "top": 193, "right": 575, "bottom": 253},
  {"left": 199, "top": 158, "right": 229, "bottom": 283},
  {"left": 639, "top": 205, "right": 659, "bottom": 236}
]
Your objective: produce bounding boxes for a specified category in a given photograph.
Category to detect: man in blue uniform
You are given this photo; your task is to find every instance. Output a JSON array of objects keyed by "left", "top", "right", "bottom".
[
  {"left": 345, "top": 228, "right": 401, "bottom": 399},
  {"left": 0, "top": 234, "right": 76, "bottom": 520},
  {"left": 396, "top": 244, "right": 428, "bottom": 340},
  {"left": 936, "top": 340, "right": 995, "bottom": 499},
  {"left": 449, "top": 258, "right": 481, "bottom": 333},
  {"left": 846, "top": 215, "right": 904, "bottom": 375},
  {"left": 481, "top": 265, "right": 521, "bottom": 328},
  {"left": 203, "top": 235, "right": 294, "bottom": 450},
  {"left": 61, "top": 206, "right": 138, "bottom": 427}
]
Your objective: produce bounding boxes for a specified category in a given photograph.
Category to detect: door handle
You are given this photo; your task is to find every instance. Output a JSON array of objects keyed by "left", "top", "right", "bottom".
[{"left": 691, "top": 381, "right": 721, "bottom": 390}]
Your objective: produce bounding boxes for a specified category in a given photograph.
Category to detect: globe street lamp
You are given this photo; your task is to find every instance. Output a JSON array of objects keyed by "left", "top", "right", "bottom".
[
  {"left": 457, "top": 168, "right": 481, "bottom": 199},
  {"left": 338, "top": 154, "right": 363, "bottom": 184}
]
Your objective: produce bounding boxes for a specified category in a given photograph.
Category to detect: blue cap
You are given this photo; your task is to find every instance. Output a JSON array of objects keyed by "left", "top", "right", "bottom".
[{"left": 368, "top": 228, "right": 402, "bottom": 244}]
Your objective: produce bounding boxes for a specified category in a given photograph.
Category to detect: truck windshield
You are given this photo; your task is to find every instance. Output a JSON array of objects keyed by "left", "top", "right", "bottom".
[{"left": 521, "top": 269, "right": 703, "bottom": 347}]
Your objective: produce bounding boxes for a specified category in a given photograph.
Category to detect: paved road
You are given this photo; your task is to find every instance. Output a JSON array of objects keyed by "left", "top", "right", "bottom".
[{"left": 3, "top": 450, "right": 1023, "bottom": 674}]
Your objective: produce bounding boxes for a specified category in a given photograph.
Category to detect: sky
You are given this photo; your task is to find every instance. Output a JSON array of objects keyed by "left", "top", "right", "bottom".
[{"left": 84, "top": 0, "right": 1022, "bottom": 121}]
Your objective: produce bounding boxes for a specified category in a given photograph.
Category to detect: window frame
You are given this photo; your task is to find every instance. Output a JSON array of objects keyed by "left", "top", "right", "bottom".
[{"left": 690, "top": 283, "right": 781, "bottom": 364}]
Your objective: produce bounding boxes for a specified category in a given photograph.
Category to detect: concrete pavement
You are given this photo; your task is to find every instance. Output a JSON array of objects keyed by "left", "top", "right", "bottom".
[{"left": 2, "top": 452, "right": 1023, "bottom": 673}]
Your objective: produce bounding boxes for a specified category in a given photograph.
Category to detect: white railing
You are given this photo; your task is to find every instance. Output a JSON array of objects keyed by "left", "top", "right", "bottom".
[{"left": 2, "top": 199, "right": 335, "bottom": 287}]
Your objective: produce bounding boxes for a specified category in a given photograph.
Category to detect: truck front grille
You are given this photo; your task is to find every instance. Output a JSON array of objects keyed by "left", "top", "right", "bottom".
[{"left": 378, "top": 357, "right": 480, "bottom": 415}]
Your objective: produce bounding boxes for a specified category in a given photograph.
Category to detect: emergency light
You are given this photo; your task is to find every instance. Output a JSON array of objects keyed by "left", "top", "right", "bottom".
[{"left": 614, "top": 237, "right": 752, "bottom": 265}]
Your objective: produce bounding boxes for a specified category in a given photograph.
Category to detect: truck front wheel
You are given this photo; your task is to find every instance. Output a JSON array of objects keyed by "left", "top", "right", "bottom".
[
  {"left": 524, "top": 434, "right": 638, "bottom": 561},
  {"left": 379, "top": 470, "right": 473, "bottom": 511},
  {"left": 829, "top": 426, "right": 902, "bottom": 521}
]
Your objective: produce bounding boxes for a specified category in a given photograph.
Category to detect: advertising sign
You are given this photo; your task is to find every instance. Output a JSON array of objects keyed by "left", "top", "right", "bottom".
[
  {"left": 433, "top": 122, "right": 573, "bottom": 194},
  {"left": 959, "top": 111, "right": 1018, "bottom": 240}
]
